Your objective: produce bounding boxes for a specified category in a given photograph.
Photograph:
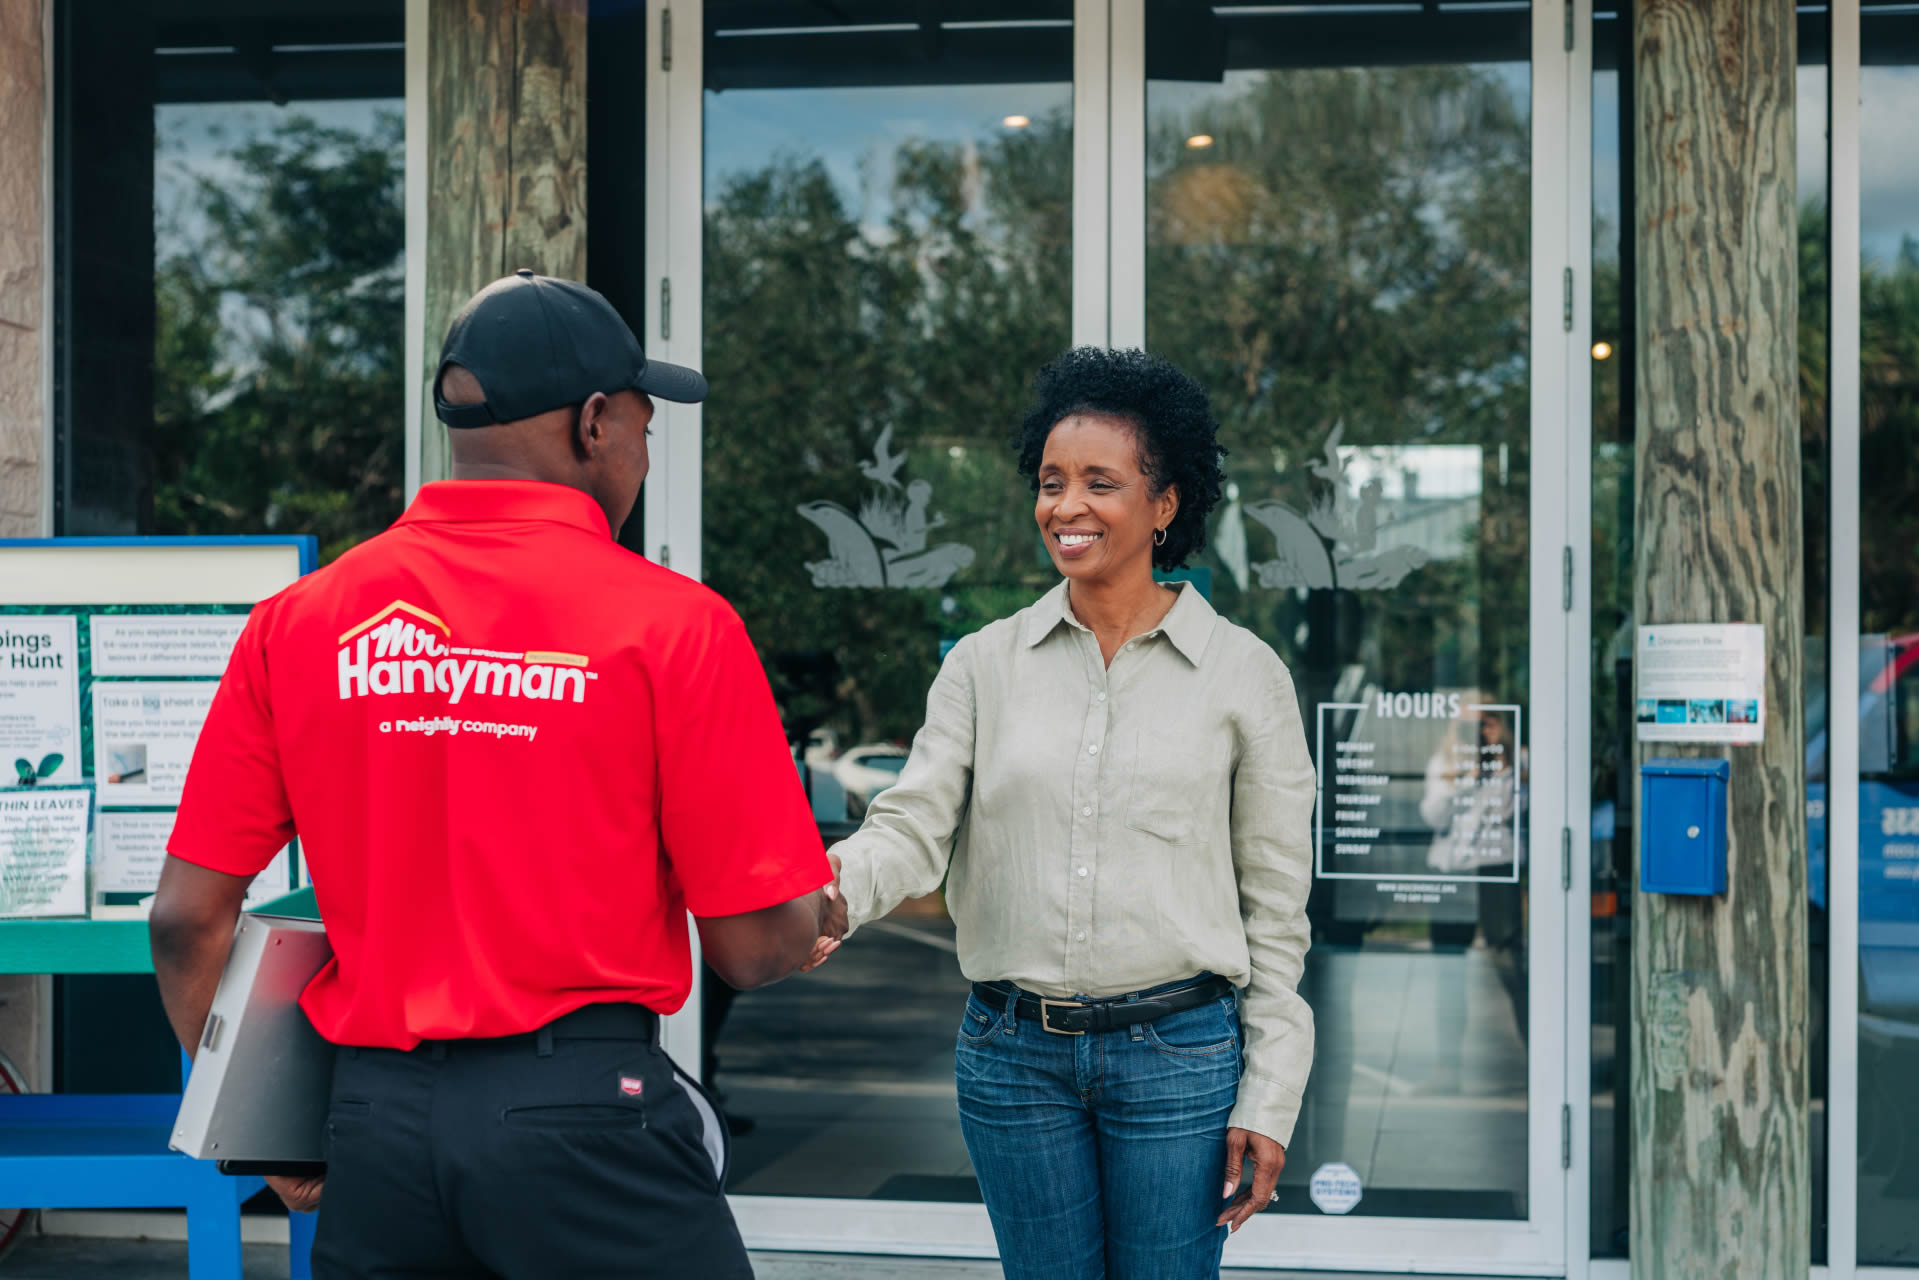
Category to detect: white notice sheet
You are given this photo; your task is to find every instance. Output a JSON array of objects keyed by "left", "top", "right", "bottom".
[
  {"left": 0, "top": 785, "right": 91, "bottom": 918},
  {"left": 1635, "top": 623, "right": 1766, "bottom": 745},
  {"left": 0, "top": 616, "right": 81, "bottom": 786},
  {"left": 91, "top": 682, "right": 218, "bottom": 806},
  {"left": 89, "top": 614, "right": 247, "bottom": 678}
]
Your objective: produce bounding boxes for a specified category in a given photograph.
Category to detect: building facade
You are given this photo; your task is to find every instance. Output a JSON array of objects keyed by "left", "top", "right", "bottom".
[{"left": 1, "top": 0, "right": 1915, "bottom": 1274}]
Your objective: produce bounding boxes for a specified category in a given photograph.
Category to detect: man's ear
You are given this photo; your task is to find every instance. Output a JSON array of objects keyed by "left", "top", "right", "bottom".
[{"left": 575, "top": 391, "right": 613, "bottom": 457}]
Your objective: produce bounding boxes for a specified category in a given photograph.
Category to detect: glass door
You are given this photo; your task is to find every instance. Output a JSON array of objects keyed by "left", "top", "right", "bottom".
[
  {"left": 645, "top": 0, "right": 1085, "bottom": 1257},
  {"left": 1126, "top": 2, "right": 1573, "bottom": 1270},
  {"left": 642, "top": 0, "right": 1577, "bottom": 1268}
]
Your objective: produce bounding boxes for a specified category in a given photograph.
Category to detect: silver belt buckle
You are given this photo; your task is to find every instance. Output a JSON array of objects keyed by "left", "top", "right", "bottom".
[{"left": 1039, "top": 998, "right": 1087, "bottom": 1035}]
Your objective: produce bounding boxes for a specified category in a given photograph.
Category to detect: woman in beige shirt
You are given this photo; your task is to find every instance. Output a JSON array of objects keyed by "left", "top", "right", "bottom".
[{"left": 809, "top": 347, "right": 1317, "bottom": 1280}]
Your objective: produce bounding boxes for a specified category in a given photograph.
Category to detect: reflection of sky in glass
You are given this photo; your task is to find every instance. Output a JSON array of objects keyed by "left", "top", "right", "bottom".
[
  {"left": 1148, "top": 61, "right": 1530, "bottom": 291},
  {"left": 1149, "top": 60, "right": 1530, "bottom": 156},
  {"left": 1863, "top": 63, "right": 1919, "bottom": 268},
  {"left": 155, "top": 99, "right": 395, "bottom": 260},
  {"left": 1342, "top": 445, "right": 1484, "bottom": 500},
  {"left": 703, "top": 82, "right": 1071, "bottom": 224},
  {"left": 155, "top": 99, "right": 399, "bottom": 380}
]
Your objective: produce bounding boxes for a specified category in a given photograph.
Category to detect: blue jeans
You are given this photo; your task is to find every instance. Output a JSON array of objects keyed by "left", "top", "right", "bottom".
[{"left": 955, "top": 980, "right": 1240, "bottom": 1280}]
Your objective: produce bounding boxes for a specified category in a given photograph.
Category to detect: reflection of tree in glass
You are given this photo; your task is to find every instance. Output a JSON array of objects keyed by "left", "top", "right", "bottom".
[
  {"left": 1147, "top": 66, "right": 1532, "bottom": 703},
  {"left": 703, "top": 111, "right": 1072, "bottom": 746},
  {"left": 1861, "top": 233, "right": 1919, "bottom": 639},
  {"left": 153, "top": 112, "right": 405, "bottom": 564}
]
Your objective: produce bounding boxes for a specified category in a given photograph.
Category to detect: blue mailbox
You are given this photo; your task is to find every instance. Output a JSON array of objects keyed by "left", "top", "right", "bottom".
[{"left": 1640, "top": 758, "right": 1730, "bottom": 895}]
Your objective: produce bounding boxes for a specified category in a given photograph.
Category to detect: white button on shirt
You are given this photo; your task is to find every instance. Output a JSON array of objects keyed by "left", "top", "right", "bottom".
[{"left": 834, "top": 581, "right": 1318, "bottom": 1147}]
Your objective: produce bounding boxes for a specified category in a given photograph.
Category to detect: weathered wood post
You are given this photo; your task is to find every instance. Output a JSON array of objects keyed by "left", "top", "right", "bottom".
[
  {"left": 421, "top": 0, "right": 588, "bottom": 484},
  {"left": 0, "top": 0, "right": 49, "bottom": 1092},
  {"left": 1630, "top": 0, "right": 1808, "bottom": 1275}
]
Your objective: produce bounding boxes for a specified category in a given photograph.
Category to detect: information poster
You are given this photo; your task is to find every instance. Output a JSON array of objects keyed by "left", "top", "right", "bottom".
[
  {"left": 0, "top": 615, "right": 82, "bottom": 787},
  {"left": 90, "top": 614, "right": 247, "bottom": 678},
  {"left": 0, "top": 603, "right": 283, "bottom": 917},
  {"left": 1315, "top": 691, "right": 1525, "bottom": 925},
  {"left": 1635, "top": 623, "right": 1766, "bottom": 744},
  {"left": 94, "top": 809, "right": 292, "bottom": 911},
  {"left": 93, "top": 809, "right": 178, "bottom": 901},
  {"left": 0, "top": 784, "right": 91, "bottom": 918},
  {"left": 91, "top": 682, "right": 218, "bottom": 807}
]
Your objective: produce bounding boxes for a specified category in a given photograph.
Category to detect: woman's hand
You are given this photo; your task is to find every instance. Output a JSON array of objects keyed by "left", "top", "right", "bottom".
[
  {"left": 1217, "top": 1127, "right": 1284, "bottom": 1232},
  {"left": 800, "top": 854, "right": 845, "bottom": 972}
]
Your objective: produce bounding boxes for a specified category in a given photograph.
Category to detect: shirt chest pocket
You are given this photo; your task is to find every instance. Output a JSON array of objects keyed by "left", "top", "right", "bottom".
[{"left": 1124, "top": 729, "right": 1206, "bottom": 845}]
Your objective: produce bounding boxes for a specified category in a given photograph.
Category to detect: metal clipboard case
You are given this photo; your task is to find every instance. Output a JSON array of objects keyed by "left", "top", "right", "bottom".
[{"left": 170, "top": 913, "right": 335, "bottom": 1166}]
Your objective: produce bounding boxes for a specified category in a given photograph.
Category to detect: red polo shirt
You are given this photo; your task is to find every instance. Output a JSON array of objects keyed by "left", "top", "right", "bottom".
[{"left": 170, "top": 480, "right": 830, "bottom": 1048}]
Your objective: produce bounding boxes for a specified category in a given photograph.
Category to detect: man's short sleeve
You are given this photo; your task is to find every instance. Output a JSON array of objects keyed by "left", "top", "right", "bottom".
[
  {"left": 654, "top": 606, "right": 830, "bottom": 917},
  {"left": 168, "top": 611, "right": 295, "bottom": 878}
]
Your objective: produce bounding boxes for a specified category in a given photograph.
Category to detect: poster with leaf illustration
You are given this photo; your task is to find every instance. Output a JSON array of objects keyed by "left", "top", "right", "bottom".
[
  {"left": 0, "top": 604, "right": 291, "bottom": 918},
  {"left": 0, "top": 786, "right": 90, "bottom": 918}
]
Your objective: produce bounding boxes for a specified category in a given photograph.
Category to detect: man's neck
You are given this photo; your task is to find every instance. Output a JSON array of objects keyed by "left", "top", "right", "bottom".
[
  {"left": 444, "top": 459, "right": 615, "bottom": 535},
  {"left": 448, "top": 460, "right": 569, "bottom": 486}
]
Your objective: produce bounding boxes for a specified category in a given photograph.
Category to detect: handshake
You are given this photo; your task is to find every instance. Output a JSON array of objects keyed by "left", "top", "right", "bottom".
[{"left": 801, "top": 853, "right": 847, "bottom": 974}]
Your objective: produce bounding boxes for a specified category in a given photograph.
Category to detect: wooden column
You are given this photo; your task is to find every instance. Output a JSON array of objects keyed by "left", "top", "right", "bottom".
[
  {"left": 0, "top": 0, "right": 47, "bottom": 1093},
  {"left": 1630, "top": 1, "right": 1808, "bottom": 1275},
  {"left": 0, "top": 0, "right": 43, "bottom": 538},
  {"left": 421, "top": 0, "right": 588, "bottom": 484}
]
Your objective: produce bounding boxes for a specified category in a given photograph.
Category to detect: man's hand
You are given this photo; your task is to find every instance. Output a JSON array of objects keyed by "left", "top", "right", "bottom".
[
  {"left": 800, "top": 854, "right": 845, "bottom": 972},
  {"left": 1217, "top": 1127, "right": 1285, "bottom": 1232},
  {"left": 267, "top": 1172, "right": 324, "bottom": 1214}
]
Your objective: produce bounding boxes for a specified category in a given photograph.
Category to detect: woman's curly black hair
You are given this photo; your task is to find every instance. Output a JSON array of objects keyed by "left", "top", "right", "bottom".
[{"left": 1013, "top": 346, "right": 1227, "bottom": 572}]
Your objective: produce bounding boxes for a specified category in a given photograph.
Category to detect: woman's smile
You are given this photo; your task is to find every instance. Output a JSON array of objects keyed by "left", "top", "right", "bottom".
[{"left": 1054, "top": 528, "right": 1104, "bottom": 558}]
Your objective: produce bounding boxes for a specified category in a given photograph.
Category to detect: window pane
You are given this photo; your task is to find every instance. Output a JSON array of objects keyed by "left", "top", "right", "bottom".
[
  {"left": 1588, "top": 2, "right": 1832, "bottom": 1260},
  {"left": 1858, "top": 1, "right": 1919, "bottom": 1263},
  {"left": 1146, "top": 0, "right": 1532, "bottom": 1220},
  {"left": 49, "top": 0, "right": 404, "bottom": 1096},
  {"left": 699, "top": 1, "right": 1073, "bottom": 1202},
  {"left": 58, "top": 1, "right": 405, "bottom": 561}
]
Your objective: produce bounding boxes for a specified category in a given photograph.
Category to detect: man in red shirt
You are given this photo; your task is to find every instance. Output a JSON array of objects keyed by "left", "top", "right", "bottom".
[{"left": 150, "top": 269, "right": 842, "bottom": 1279}]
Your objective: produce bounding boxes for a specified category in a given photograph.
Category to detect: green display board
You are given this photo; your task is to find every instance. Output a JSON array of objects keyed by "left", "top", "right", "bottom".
[{"left": 0, "top": 538, "right": 311, "bottom": 961}]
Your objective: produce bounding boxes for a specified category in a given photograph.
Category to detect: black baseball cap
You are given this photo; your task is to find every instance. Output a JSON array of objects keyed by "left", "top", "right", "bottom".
[{"left": 434, "top": 269, "right": 707, "bottom": 427}]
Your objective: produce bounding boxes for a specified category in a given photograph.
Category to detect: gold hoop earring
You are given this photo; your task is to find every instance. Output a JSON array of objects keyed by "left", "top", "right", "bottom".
[{"left": 1153, "top": 527, "right": 1168, "bottom": 547}]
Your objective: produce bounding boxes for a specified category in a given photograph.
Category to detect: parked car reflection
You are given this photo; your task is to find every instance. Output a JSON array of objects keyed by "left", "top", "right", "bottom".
[{"left": 835, "top": 744, "right": 910, "bottom": 818}]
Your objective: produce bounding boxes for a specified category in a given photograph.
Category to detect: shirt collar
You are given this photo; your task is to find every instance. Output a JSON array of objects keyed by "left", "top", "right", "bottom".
[
  {"left": 396, "top": 481, "right": 611, "bottom": 540},
  {"left": 1022, "top": 579, "right": 1218, "bottom": 666}
]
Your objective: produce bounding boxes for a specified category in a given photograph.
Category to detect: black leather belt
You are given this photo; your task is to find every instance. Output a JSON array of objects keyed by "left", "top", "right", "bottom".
[
  {"left": 972, "top": 975, "right": 1234, "bottom": 1036},
  {"left": 390, "top": 1002, "right": 662, "bottom": 1059}
]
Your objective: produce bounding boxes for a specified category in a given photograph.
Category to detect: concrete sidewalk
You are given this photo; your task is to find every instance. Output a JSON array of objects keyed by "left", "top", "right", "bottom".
[{"left": 0, "top": 1235, "right": 1435, "bottom": 1278}]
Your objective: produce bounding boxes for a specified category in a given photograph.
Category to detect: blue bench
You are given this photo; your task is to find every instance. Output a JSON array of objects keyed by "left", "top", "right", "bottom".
[
  {"left": 0, "top": 1090, "right": 263, "bottom": 1276},
  {"left": 0, "top": 910, "right": 317, "bottom": 1278}
]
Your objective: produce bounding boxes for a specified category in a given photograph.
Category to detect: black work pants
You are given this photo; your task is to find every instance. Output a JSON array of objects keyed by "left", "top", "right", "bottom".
[{"left": 312, "top": 1004, "right": 750, "bottom": 1280}]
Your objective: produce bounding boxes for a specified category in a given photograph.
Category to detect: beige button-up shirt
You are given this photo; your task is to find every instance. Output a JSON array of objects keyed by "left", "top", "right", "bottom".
[{"left": 835, "top": 581, "right": 1318, "bottom": 1146}]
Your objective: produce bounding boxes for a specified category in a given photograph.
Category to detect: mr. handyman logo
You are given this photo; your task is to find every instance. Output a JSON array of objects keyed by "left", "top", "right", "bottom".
[{"left": 336, "top": 601, "right": 598, "bottom": 706}]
